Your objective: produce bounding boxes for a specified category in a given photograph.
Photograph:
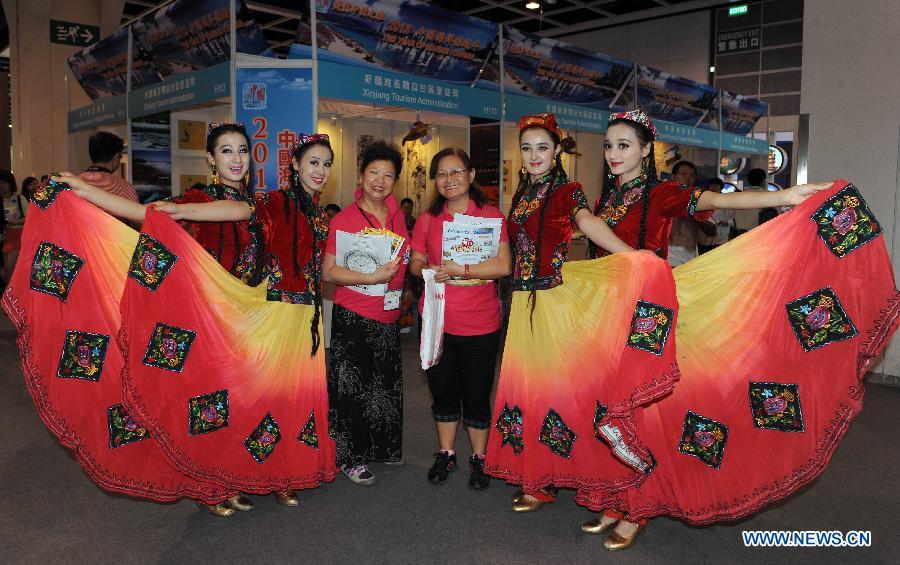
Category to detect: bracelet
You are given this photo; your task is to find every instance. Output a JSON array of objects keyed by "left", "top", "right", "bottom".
[{"left": 463, "top": 264, "right": 470, "bottom": 279}]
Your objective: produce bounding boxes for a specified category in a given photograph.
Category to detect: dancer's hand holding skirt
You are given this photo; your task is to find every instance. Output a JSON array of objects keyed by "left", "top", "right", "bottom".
[
  {"left": 576, "top": 179, "right": 900, "bottom": 524},
  {"left": 120, "top": 209, "right": 337, "bottom": 493},
  {"left": 485, "top": 250, "right": 680, "bottom": 493},
  {"left": 2, "top": 187, "right": 233, "bottom": 503}
]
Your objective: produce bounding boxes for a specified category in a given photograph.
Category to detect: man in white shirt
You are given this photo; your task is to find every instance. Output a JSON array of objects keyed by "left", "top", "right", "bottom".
[
  {"left": 667, "top": 161, "right": 716, "bottom": 266},
  {"left": 697, "top": 177, "right": 733, "bottom": 253}
]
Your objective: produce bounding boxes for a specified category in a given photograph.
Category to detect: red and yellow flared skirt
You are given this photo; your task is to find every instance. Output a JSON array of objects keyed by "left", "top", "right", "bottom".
[
  {"left": 120, "top": 209, "right": 337, "bottom": 493},
  {"left": 2, "top": 188, "right": 233, "bottom": 503},
  {"left": 484, "top": 251, "right": 680, "bottom": 493},
  {"left": 576, "top": 179, "right": 900, "bottom": 524}
]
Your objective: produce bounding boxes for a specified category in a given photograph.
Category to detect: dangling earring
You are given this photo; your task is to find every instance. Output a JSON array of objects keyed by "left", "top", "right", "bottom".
[
  {"left": 244, "top": 171, "right": 251, "bottom": 186},
  {"left": 292, "top": 170, "right": 300, "bottom": 187},
  {"left": 640, "top": 158, "right": 649, "bottom": 182},
  {"left": 520, "top": 164, "right": 527, "bottom": 177},
  {"left": 211, "top": 166, "right": 220, "bottom": 185}
]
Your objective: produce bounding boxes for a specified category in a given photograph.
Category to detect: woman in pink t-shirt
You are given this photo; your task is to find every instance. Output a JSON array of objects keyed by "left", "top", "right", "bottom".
[
  {"left": 409, "top": 148, "right": 512, "bottom": 490},
  {"left": 323, "top": 141, "right": 409, "bottom": 486}
]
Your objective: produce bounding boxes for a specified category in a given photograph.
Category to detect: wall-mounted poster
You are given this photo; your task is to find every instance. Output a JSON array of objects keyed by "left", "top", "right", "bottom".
[
  {"left": 131, "top": 112, "right": 172, "bottom": 202},
  {"left": 179, "top": 174, "right": 208, "bottom": 193},
  {"left": 177, "top": 120, "right": 207, "bottom": 151},
  {"left": 357, "top": 135, "right": 377, "bottom": 173}
]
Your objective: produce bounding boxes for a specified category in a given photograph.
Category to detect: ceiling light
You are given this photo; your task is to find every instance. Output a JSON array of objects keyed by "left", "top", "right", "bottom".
[
  {"left": 526, "top": 2, "right": 540, "bottom": 9},
  {"left": 709, "top": 66, "right": 716, "bottom": 73}
]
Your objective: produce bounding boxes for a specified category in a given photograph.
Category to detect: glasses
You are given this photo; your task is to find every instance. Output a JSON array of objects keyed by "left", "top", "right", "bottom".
[{"left": 435, "top": 168, "right": 468, "bottom": 182}]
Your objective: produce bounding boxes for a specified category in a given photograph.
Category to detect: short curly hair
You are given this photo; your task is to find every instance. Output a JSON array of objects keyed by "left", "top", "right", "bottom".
[{"left": 359, "top": 140, "right": 402, "bottom": 176}]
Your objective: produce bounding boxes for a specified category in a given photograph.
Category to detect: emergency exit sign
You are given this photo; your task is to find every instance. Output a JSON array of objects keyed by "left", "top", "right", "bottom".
[
  {"left": 728, "top": 5, "right": 749, "bottom": 16},
  {"left": 50, "top": 20, "right": 99, "bottom": 47}
]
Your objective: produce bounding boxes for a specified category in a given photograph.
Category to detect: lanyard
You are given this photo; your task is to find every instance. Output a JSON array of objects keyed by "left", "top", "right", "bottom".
[{"left": 356, "top": 202, "right": 393, "bottom": 231}]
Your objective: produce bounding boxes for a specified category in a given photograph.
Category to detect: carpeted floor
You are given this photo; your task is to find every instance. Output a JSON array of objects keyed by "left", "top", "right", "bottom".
[{"left": 0, "top": 318, "right": 897, "bottom": 564}]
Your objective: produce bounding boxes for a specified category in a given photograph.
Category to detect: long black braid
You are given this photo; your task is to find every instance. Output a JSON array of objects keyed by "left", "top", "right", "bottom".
[
  {"left": 602, "top": 118, "right": 658, "bottom": 251},
  {"left": 510, "top": 129, "right": 571, "bottom": 328},
  {"left": 287, "top": 138, "right": 334, "bottom": 356},
  {"left": 206, "top": 123, "right": 266, "bottom": 285}
]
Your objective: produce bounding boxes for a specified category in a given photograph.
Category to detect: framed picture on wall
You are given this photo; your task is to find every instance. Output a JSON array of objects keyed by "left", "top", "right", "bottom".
[
  {"left": 179, "top": 174, "right": 208, "bottom": 194},
  {"left": 178, "top": 120, "right": 207, "bottom": 151},
  {"left": 357, "top": 134, "right": 376, "bottom": 172},
  {"left": 503, "top": 160, "right": 513, "bottom": 193}
]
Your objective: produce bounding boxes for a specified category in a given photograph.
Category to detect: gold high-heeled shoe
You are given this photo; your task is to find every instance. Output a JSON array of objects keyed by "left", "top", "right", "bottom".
[
  {"left": 581, "top": 516, "right": 619, "bottom": 535},
  {"left": 511, "top": 489, "right": 524, "bottom": 504},
  {"left": 511, "top": 486, "right": 557, "bottom": 513},
  {"left": 275, "top": 490, "right": 299, "bottom": 507},
  {"left": 228, "top": 494, "right": 254, "bottom": 511},
  {"left": 604, "top": 522, "right": 647, "bottom": 551},
  {"left": 197, "top": 502, "right": 234, "bottom": 518}
]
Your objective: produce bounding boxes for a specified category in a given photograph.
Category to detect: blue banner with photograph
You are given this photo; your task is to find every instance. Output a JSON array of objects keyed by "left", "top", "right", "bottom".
[
  {"left": 487, "top": 26, "right": 633, "bottom": 112},
  {"left": 68, "top": 27, "right": 162, "bottom": 99},
  {"left": 132, "top": 0, "right": 271, "bottom": 78},
  {"left": 128, "top": 62, "right": 230, "bottom": 118},
  {"left": 292, "top": 0, "right": 499, "bottom": 83},
  {"left": 235, "top": 66, "right": 315, "bottom": 192},
  {"left": 719, "top": 89, "right": 768, "bottom": 135},
  {"left": 636, "top": 66, "right": 719, "bottom": 129},
  {"left": 317, "top": 59, "right": 501, "bottom": 119}
]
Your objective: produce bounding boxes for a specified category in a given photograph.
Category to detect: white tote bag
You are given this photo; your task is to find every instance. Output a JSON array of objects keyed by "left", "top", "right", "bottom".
[{"left": 420, "top": 269, "right": 446, "bottom": 370}]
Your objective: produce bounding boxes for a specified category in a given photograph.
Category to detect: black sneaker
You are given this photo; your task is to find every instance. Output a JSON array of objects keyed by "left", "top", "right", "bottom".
[
  {"left": 427, "top": 451, "right": 457, "bottom": 485},
  {"left": 468, "top": 454, "right": 490, "bottom": 490}
]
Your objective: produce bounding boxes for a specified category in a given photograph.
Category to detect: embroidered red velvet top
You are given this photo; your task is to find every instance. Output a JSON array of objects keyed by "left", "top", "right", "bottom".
[
  {"left": 509, "top": 174, "right": 590, "bottom": 291},
  {"left": 590, "top": 180, "right": 705, "bottom": 258},
  {"left": 171, "top": 183, "right": 262, "bottom": 285},
  {"left": 256, "top": 189, "right": 328, "bottom": 304}
]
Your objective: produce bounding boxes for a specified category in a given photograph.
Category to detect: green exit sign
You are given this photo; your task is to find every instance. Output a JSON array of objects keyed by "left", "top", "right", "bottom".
[{"left": 729, "top": 4, "right": 749, "bottom": 16}]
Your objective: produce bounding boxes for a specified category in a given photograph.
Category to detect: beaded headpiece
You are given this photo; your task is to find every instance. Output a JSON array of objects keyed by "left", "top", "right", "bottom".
[
  {"left": 207, "top": 122, "right": 247, "bottom": 141},
  {"left": 608, "top": 110, "right": 658, "bottom": 140},
  {"left": 290, "top": 133, "right": 331, "bottom": 156}
]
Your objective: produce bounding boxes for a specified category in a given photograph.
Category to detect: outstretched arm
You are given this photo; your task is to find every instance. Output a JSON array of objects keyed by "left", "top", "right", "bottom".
[
  {"left": 53, "top": 172, "right": 148, "bottom": 222},
  {"left": 696, "top": 182, "right": 833, "bottom": 211},
  {"left": 153, "top": 200, "right": 253, "bottom": 222},
  {"left": 575, "top": 208, "right": 634, "bottom": 254}
]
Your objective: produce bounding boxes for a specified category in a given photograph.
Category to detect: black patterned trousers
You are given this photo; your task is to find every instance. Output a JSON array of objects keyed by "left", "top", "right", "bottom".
[{"left": 327, "top": 305, "right": 403, "bottom": 466}]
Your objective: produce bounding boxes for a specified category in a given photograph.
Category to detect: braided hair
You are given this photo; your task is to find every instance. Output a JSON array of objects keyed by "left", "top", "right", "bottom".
[
  {"left": 510, "top": 126, "right": 576, "bottom": 326},
  {"left": 205, "top": 123, "right": 265, "bottom": 281},
  {"left": 601, "top": 118, "right": 658, "bottom": 250},
  {"left": 287, "top": 137, "right": 334, "bottom": 356}
]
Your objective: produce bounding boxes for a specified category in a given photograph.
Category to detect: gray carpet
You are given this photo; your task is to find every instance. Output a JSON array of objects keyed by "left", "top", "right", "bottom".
[{"left": 0, "top": 317, "right": 897, "bottom": 564}]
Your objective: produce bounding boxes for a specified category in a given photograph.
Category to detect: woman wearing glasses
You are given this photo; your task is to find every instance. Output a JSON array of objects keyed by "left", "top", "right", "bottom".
[{"left": 408, "top": 148, "right": 512, "bottom": 489}]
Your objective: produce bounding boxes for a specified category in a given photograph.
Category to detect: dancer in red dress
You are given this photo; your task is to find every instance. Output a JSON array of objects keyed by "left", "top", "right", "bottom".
[
  {"left": 2, "top": 179, "right": 241, "bottom": 516},
  {"left": 117, "top": 133, "right": 338, "bottom": 507},
  {"left": 51, "top": 123, "right": 266, "bottom": 516},
  {"left": 575, "top": 110, "right": 898, "bottom": 550},
  {"left": 483, "top": 113, "right": 680, "bottom": 512}
]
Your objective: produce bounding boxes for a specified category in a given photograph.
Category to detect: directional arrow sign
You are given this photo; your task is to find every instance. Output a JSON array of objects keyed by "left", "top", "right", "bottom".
[{"left": 50, "top": 20, "right": 100, "bottom": 47}]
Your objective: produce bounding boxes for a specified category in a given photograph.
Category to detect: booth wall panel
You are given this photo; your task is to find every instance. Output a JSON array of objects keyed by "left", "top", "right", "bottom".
[
  {"left": 760, "top": 70, "right": 801, "bottom": 95},
  {"left": 801, "top": 0, "right": 900, "bottom": 377},
  {"left": 759, "top": 94, "right": 799, "bottom": 117},
  {"left": 761, "top": 46, "right": 803, "bottom": 71}
]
